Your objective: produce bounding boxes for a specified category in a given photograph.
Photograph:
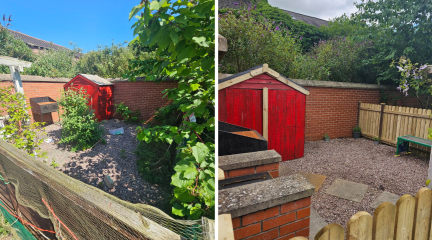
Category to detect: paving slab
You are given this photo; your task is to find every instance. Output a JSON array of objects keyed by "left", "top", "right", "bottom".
[
  {"left": 326, "top": 179, "right": 368, "bottom": 203},
  {"left": 299, "top": 172, "right": 326, "bottom": 192},
  {"left": 309, "top": 208, "right": 327, "bottom": 240},
  {"left": 279, "top": 164, "right": 294, "bottom": 176},
  {"left": 370, "top": 191, "right": 400, "bottom": 209}
]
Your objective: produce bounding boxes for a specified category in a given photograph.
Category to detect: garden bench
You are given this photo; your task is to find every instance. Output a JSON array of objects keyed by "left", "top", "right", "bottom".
[{"left": 395, "top": 135, "right": 432, "bottom": 156}]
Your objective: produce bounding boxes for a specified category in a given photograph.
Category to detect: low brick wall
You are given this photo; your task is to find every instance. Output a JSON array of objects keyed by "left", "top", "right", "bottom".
[
  {"left": 232, "top": 196, "right": 311, "bottom": 239},
  {"left": 219, "top": 150, "right": 314, "bottom": 240}
]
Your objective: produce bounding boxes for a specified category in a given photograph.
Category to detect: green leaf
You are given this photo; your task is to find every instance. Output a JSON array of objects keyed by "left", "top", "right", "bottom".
[
  {"left": 195, "top": 104, "right": 205, "bottom": 115},
  {"left": 129, "top": 4, "right": 144, "bottom": 20},
  {"left": 177, "top": 47, "right": 193, "bottom": 62},
  {"left": 150, "top": 0, "right": 160, "bottom": 10},
  {"left": 191, "top": 142, "right": 210, "bottom": 163},
  {"left": 183, "top": 167, "right": 198, "bottom": 179},
  {"left": 172, "top": 202, "right": 186, "bottom": 217},
  {"left": 190, "top": 83, "right": 200, "bottom": 91},
  {"left": 188, "top": 207, "right": 203, "bottom": 220},
  {"left": 170, "top": 30, "right": 179, "bottom": 45},
  {"left": 171, "top": 126, "right": 178, "bottom": 133},
  {"left": 174, "top": 158, "right": 195, "bottom": 171},
  {"left": 192, "top": 36, "right": 209, "bottom": 47},
  {"left": 171, "top": 172, "right": 194, "bottom": 188},
  {"left": 174, "top": 134, "right": 183, "bottom": 144},
  {"left": 201, "top": 57, "right": 213, "bottom": 72},
  {"left": 174, "top": 187, "right": 195, "bottom": 202},
  {"left": 184, "top": 27, "right": 196, "bottom": 39}
]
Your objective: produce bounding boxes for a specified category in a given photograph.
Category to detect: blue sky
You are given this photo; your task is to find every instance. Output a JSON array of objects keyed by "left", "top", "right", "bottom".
[{"left": 2, "top": 1, "right": 141, "bottom": 52}]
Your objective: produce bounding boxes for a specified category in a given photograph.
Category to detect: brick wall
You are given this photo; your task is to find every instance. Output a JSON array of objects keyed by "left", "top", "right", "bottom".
[
  {"left": 0, "top": 75, "right": 178, "bottom": 124},
  {"left": 232, "top": 197, "right": 311, "bottom": 240},
  {"left": 0, "top": 81, "right": 64, "bottom": 123},
  {"left": 112, "top": 81, "right": 178, "bottom": 121},
  {"left": 223, "top": 162, "right": 279, "bottom": 179},
  {"left": 304, "top": 87, "right": 422, "bottom": 141}
]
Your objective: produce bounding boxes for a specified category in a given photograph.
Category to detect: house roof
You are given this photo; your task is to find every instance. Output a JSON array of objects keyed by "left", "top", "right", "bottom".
[
  {"left": 218, "top": 64, "right": 310, "bottom": 95},
  {"left": 7, "top": 29, "right": 70, "bottom": 51},
  {"left": 219, "top": 0, "right": 328, "bottom": 28},
  {"left": 80, "top": 74, "right": 114, "bottom": 86}
]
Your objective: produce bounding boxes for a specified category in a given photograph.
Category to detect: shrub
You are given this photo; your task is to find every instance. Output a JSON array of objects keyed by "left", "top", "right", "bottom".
[
  {"left": 115, "top": 102, "right": 141, "bottom": 122},
  {"left": 291, "top": 37, "right": 373, "bottom": 82},
  {"left": 58, "top": 87, "right": 102, "bottom": 151},
  {"left": 353, "top": 126, "right": 361, "bottom": 132},
  {"left": 148, "top": 103, "right": 182, "bottom": 126},
  {"left": 0, "top": 85, "right": 45, "bottom": 157},
  {"left": 219, "top": 7, "right": 302, "bottom": 76},
  {"left": 134, "top": 140, "right": 176, "bottom": 184}
]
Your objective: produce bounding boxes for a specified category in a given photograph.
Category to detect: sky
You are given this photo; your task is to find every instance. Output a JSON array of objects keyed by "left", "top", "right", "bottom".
[
  {"left": 2, "top": 1, "right": 141, "bottom": 53},
  {"left": 268, "top": 0, "right": 358, "bottom": 21}
]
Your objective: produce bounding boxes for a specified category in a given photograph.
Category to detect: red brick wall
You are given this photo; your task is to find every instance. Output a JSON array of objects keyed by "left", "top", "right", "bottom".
[
  {"left": 223, "top": 162, "right": 279, "bottom": 179},
  {"left": 232, "top": 197, "right": 311, "bottom": 240},
  {"left": 0, "top": 79, "right": 178, "bottom": 123},
  {"left": 304, "top": 87, "right": 422, "bottom": 141},
  {"left": 113, "top": 81, "right": 178, "bottom": 121},
  {"left": 0, "top": 81, "right": 63, "bottom": 123}
]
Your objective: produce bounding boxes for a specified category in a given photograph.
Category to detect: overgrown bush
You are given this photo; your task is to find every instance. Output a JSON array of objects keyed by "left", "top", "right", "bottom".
[
  {"left": 58, "top": 87, "right": 102, "bottom": 151},
  {"left": 25, "top": 48, "right": 78, "bottom": 78},
  {"left": 0, "top": 85, "right": 45, "bottom": 157},
  {"left": 134, "top": 140, "right": 176, "bottom": 184},
  {"left": 148, "top": 103, "right": 182, "bottom": 126},
  {"left": 115, "top": 102, "right": 141, "bottom": 122},
  {"left": 291, "top": 37, "right": 373, "bottom": 82},
  {"left": 219, "top": 7, "right": 302, "bottom": 76},
  {"left": 0, "top": 28, "right": 37, "bottom": 74}
]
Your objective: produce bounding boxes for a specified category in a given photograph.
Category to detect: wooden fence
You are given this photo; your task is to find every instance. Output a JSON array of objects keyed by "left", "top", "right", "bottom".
[
  {"left": 290, "top": 187, "right": 432, "bottom": 240},
  {"left": 358, "top": 102, "right": 432, "bottom": 152}
]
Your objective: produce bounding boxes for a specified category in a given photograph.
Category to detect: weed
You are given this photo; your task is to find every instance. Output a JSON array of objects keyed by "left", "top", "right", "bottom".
[{"left": 120, "top": 149, "right": 126, "bottom": 159}]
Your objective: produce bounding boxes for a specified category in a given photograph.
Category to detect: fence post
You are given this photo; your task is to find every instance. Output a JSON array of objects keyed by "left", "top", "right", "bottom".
[
  {"left": 378, "top": 103, "right": 386, "bottom": 140},
  {"left": 357, "top": 101, "right": 362, "bottom": 126}
]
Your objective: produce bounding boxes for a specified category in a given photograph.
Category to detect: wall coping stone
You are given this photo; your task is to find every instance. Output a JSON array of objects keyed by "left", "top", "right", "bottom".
[
  {"left": 219, "top": 73, "right": 395, "bottom": 90},
  {"left": 218, "top": 173, "right": 315, "bottom": 218},
  {"left": 219, "top": 150, "right": 281, "bottom": 171},
  {"left": 0, "top": 74, "right": 176, "bottom": 83}
]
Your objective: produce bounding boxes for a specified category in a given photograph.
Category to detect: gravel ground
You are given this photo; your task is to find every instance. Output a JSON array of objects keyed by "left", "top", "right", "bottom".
[
  {"left": 39, "top": 119, "right": 169, "bottom": 209},
  {"left": 282, "top": 138, "right": 429, "bottom": 228}
]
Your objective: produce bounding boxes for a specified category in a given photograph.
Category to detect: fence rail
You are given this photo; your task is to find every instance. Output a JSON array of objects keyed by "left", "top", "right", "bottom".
[
  {"left": 358, "top": 102, "right": 432, "bottom": 152},
  {"left": 290, "top": 187, "right": 432, "bottom": 240}
]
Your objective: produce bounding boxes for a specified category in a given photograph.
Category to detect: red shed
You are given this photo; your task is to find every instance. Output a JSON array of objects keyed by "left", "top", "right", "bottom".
[
  {"left": 64, "top": 74, "right": 114, "bottom": 121},
  {"left": 218, "top": 64, "right": 310, "bottom": 161}
]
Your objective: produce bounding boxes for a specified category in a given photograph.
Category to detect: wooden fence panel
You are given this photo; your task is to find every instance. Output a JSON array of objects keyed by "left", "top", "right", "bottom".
[
  {"left": 289, "top": 188, "right": 432, "bottom": 240},
  {"left": 358, "top": 103, "right": 432, "bottom": 151}
]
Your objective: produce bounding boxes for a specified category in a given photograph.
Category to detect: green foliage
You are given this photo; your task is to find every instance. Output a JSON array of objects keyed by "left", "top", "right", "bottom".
[
  {"left": 0, "top": 85, "right": 45, "bottom": 157},
  {"left": 24, "top": 48, "right": 78, "bottom": 78},
  {"left": 354, "top": 0, "right": 432, "bottom": 84},
  {"left": 321, "top": 14, "right": 368, "bottom": 39},
  {"left": 373, "top": 137, "right": 380, "bottom": 141},
  {"left": 219, "top": 7, "right": 301, "bottom": 75},
  {"left": 148, "top": 103, "right": 182, "bottom": 126},
  {"left": 58, "top": 87, "right": 103, "bottom": 151},
  {"left": 379, "top": 90, "right": 401, "bottom": 106},
  {"left": 120, "top": 149, "right": 126, "bottom": 159},
  {"left": 323, "top": 133, "right": 329, "bottom": 138},
  {"left": 134, "top": 140, "right": 175, "bottom": 184},
  {"left": 0, "top": 28, "right": 37, "bottom": 73},
  {"left": 291, "top": 37, "right": 373, "bottom": 82},
  {"left": 220, "top": 0, "right": 328, "bottom": 52},
  {"left": 129, "top": 0, "right": 215, "bottom": 220},
  {"left": 353, "top": 126, "right": 361, "bottom": 132},
  {"left": 50, "top": 159, "right": 58, "bottom": 168},
  {"left": 115, "top": 102, "right": 141, "bottom": 122}
]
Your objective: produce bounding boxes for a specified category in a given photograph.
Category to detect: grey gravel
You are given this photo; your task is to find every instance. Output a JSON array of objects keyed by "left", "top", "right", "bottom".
[
  {"left": 282, "top": 138, "right": 429, "bottom": 228},
  {"left": 39, "top": 119, "right": 168, "bottom": 209}
]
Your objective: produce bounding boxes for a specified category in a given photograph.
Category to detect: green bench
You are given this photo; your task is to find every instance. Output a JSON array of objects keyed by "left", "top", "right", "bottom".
[{"left": 395, "top": 135, "right": 432, "bottom": 156}]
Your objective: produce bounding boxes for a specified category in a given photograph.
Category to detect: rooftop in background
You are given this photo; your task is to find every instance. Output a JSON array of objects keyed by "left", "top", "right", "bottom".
[
  {"left": 218, "top": 0, "right": 329, "bottom": 28},
  {"left": 7, "top": 28, "right": 70, "bottom": 51}
]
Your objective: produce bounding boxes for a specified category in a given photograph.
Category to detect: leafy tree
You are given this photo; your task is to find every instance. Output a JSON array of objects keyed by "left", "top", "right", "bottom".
[
  {"left": 219, "top": 0, "right": 328, "bottom": 51},
  {"left": 219, "top": 7, "right": 301, "bottom": 75},
  {"left": 24, "top": 48, "right": 78, "bottom": 78},
  {"left": 0, "top": 28, "right": 36, "bottom": 73},
  {"left": 128, "top": 0, "right": 215, "bottom": 220},
  {"left": 354, "top": 0, "right": 432, "bottom": 84}
]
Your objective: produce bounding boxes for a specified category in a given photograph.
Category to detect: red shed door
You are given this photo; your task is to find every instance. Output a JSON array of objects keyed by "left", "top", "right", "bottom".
[
  {"left": 268, "top": 89, "right": 296, "bottom": 161},
  {"left": 225, "top": 88, "right": 263, "bottom": 135}
]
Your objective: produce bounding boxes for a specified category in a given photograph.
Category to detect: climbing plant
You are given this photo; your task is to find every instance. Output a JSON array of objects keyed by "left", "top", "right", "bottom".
[{"left": 128, "top": 0, "right": 215, "bottom": 220}]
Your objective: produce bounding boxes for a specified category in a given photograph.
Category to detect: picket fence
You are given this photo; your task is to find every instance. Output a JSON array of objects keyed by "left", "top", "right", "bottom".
[
  {"left": 290, "top": 187, "right": 432, "bottom": 240},
  {"left": 358, "top": 102, "right": 432, "bottom": 152}
]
